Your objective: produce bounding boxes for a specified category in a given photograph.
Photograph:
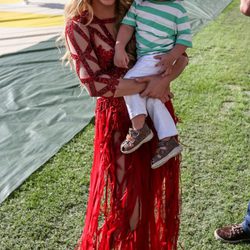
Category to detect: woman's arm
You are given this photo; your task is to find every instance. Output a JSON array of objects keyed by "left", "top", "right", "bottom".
[
  {"left": 114, "top": 78, "right": 146, "bottom": 97},
  {"left": 114, "top": 54, "right": 189, "bottom": 98},
  {"left": 65, "top": 19, "right": 187, "bottom": 99},
  {"left": 65, "top": 19, "right": 146, "bottom": 98}
]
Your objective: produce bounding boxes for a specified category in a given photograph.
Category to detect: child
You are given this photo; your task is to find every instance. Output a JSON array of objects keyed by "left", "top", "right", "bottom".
[{"left": 114, "top": 0, "right": 192, "bottom": 169}]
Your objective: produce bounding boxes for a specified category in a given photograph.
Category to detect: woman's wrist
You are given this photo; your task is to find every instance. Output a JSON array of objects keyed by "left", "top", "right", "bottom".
[
  {"left": 159, "top": 74, "right": 171, "bottom": 88},
  {"left": 114, "top": 78, "right": 146, "bottom": 97}
]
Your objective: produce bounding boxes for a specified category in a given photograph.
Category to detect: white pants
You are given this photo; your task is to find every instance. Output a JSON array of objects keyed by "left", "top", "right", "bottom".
[{"left": 124, "top": 54, "right": 177, "bottom": 140}]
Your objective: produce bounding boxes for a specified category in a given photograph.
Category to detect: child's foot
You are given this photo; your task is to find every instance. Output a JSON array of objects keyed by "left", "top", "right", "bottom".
[
  {"left": 151, "top": 137, "right": 182, "bottom": 169},
  {"left": 121, "top": 123, "right": 153, "bottom": 154}
]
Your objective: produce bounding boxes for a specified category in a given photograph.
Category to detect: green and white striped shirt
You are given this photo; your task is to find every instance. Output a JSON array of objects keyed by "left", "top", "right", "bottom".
[{"left": 122, "top": 0, "right": 192, "bottom": 58}]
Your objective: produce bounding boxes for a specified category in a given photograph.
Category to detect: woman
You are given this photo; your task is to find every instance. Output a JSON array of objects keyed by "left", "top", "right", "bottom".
[{"left": 63, "top": 0, "right": 188, "bottom": 249}]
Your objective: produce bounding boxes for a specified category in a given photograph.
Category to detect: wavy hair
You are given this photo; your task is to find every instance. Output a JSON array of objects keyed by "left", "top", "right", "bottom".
[{"left": 60, "top": 0, "right": 136, "bottom": 65}]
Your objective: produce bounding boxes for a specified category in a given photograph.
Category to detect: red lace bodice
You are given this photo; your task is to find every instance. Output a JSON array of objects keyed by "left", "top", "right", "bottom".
[{"left": 65, "top": 14, "right": 126, "bottom": 97}]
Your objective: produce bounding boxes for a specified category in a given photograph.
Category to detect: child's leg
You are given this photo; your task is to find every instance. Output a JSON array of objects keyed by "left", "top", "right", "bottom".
[
  {"left": 146, "top": 98, "right": 177, "bottom": 140},
  {"left": 120, "top": 55, "right": 161, "bottom": 154},
  {"left": 124, "top": 94, "right": 147, "bottom": 130},
  {"left": 131, "top": 114, "right": 146, "bottom": 130},
  {"left": 146, "top": 98, "right": 182, "bottom": 168},
  {"left": 124, "top": 54, "right": 163, "bottom": 129},
  {"left": 121, "top": 94, "right": 153, "bottom": 154}
]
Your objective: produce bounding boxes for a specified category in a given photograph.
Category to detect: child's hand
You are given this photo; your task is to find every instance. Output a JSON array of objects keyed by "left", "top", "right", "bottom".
[
  {"left": 154, "top": 53, "right": 177, "bottom": 77},
  {"left": 114, "top": 45, "right": 129, "bottom": 68}
]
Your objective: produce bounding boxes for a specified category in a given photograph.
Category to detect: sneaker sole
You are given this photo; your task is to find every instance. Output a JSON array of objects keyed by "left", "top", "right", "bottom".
[
  {"left": 151, "top": 145, "right": 182, "bottom": 169},
  {"left": 121, "top": 130, "right": 154, "bottom": 154},
  {"left": 214, "top": 229, "right": 250, "bottom": 244}
]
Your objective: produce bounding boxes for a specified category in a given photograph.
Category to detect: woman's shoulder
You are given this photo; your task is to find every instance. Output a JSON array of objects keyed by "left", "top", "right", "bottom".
[{"left": 66, "top": 11, "right": 92, "bottom": 28}]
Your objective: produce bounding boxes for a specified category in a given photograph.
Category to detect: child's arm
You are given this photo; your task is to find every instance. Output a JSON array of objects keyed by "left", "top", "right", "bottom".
[
  {"left": 154, "top": 45, "right": 188, "bottom": 77},
  {"left": 155, "top": 4, "right": 192, "bottom": 77},
  {"left": 114, "top": 24, "right": 135, "bottom": 68}
]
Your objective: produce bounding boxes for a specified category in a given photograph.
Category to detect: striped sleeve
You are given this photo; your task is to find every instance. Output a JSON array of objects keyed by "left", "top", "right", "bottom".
[
  {"left": 121, "top": 1, "right": 137, "bottom": 27},
  {"left": 176, "top": 7, "right": 192, "bottom": 48}
]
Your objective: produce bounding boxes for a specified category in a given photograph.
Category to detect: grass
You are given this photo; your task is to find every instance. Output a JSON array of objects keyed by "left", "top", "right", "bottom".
[
  {"left": 175, "top": 1, "right": 250, "bottom": 249},
  {"left": 0, "top": 0, "right": 250, "bottom": 249}
]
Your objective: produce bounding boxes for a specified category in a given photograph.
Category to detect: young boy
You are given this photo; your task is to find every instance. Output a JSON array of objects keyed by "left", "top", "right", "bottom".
[{"left": 114, "top": 0, "right": 192, "bottom": 169}]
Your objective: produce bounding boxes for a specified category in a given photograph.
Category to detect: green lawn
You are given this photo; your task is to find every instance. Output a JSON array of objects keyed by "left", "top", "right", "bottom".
[{"left": 0, "top": 0, "right": 250, "bottom": 249}]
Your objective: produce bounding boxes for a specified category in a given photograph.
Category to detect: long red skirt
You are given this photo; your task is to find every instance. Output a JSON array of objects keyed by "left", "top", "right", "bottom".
[{"left": 77, "top": 96, "right": 180, "bottom": 250}]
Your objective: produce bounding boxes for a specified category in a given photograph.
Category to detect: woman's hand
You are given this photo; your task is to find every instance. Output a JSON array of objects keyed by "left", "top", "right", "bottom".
[
  {"left": 154, "top": 54, "right": 177, "bottom": 77},
  {"left": 114, "top": 54, "right": 188, "bottom": 98},
  {"left": 154, "top": 45, "right": 188, "bottom": 77},
  {"left": 136, "top": 74, "right": 171, "bottom": 99},
  {"left": 133, "top": 54, "right": 188, "bottom": 101}
]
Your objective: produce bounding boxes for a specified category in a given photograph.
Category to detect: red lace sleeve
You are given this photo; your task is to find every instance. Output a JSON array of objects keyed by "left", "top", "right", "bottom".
[{"left": 65, "top": 19, "right": 121, "bottom": 97}]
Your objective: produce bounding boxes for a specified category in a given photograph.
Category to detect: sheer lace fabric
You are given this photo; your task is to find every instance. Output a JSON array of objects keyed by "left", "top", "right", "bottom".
[
  {"left": 65, "top": 14, "right": 181, "bottom": 250},
  {"left": 66, "top": 15, "right": 125, "bottom": 97}
]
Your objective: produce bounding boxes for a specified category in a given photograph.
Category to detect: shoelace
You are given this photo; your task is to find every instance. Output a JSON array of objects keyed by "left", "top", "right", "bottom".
[
  {"left": 230, "top": 224, "right": 244, "bottom": 237},
  {"left": 125, "top": 134, "right": 135, "bottom": 145},
  {"left": 124, "top": 129, "right": 139, "bottom": 146}
]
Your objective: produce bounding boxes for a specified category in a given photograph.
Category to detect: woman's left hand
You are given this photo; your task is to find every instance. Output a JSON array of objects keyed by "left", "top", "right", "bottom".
[
  {"left": 136, "top": 75, "right": 171, "bottom": 99},
  {"left": 133, "top": 54, "right": 188, "bottom": 101}
]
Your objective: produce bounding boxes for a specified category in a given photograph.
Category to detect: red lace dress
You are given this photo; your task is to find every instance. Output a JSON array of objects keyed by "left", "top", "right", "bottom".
[{"left": 65, "top": 14, "right": 181, "bottom": 250}]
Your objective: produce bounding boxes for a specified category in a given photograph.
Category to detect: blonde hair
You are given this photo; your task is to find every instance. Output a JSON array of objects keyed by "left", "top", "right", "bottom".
[{"left": 60, "top": 0, "right": 135, "bottom": 65}]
